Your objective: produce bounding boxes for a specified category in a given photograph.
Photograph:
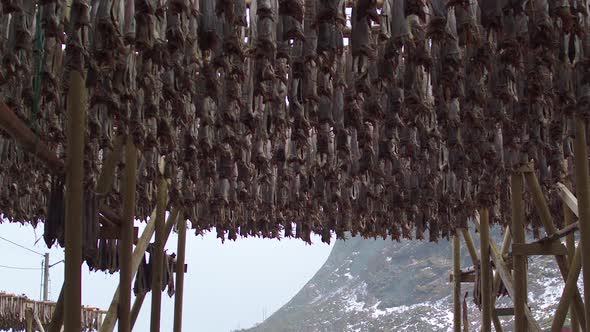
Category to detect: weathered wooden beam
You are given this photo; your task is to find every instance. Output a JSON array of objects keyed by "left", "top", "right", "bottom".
[
  {"left": 480, "top": 208, "right": 492, "bottom": 332},
  {"left": 25, "top": 308, "right": 33, "bottom": 332},
  {"left": 34, "top": 312, "right": 46, "bottom": 332},
  {"left": 512, "top": 171, "right": 527, "bottom": 332},
  {"left": 119, "top": 137, "right": 138, "bottom": 332},
  {"left": 453, "top": 232, "right": 461, "bottom": 332},
  {"left": 150, "top": 176, "right": 168, "bottom": 332},
  {"left": 461, "top": 228, "right": 480, "bottom": 265},
  {"left": 524, "top": 170, "right": 586, "bottom": 325},
  {"left": 64, "top": 70, "right": 86, "bottom": 332},
  {"left": 556, "top": 182, "right": 580, "bottom": 217},
  {"left": 573, "top": 118, "right": 590, "bottom": 332},
  {"left": 99, "top": 206, "right": 178, "bottom": 332},
  {"left": 495, "top": 308, "right": 515, "bottom": 317},
  {"left": 0, "top": 99, "right": 64, "bottom": 173},
  {"left": 173, "top": 216, "right": 187, "bottom": 332},
  {"left": 512, "top": 242, "right": 568, "bottom": 256},
  {"left": 473, "top": 216, "right": 543, "bottom": 332},
  {"left": 449, "top": 272, "right": 476, "bottom": 283}
]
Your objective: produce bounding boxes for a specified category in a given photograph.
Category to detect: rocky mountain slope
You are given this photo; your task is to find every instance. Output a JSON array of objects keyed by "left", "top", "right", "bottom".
[{"left": 240, "top": 231, "right": 577, "bottom": 332}]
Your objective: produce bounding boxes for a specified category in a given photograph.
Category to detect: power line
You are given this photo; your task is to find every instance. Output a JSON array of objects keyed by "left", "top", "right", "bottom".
[
  {"left": 0, "top": 264, "right": 43, "bottom": 270},
  {"left": 0, "top": 235, "right": 44, "bottom": 256}
]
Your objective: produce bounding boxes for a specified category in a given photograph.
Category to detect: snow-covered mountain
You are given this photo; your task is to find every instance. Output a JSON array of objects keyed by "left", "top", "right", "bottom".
[{"left": 240, "top": 232, "right": 579, "bottom": 332}]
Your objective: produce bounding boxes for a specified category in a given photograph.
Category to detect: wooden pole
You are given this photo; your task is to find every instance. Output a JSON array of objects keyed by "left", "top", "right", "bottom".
[
  {"left": 119, "top": 137, "right": 138, "bottom": 332},
  {"left": 565, "top": 178, "right": 581, "bottom": 332},
  {"left": 173, "top": 217, "right": 187, "bottom": 332},
  {"left": 150, "top": 176, "right": 168, "bottom": 332},
  {"left": 64, "top": 69, "right": 86, "bottom": 332},
  {"left": 99, "top": 206, "right": 177, "bottom": 332},
  {"left": 453, "top": 232, "right": 461, "bottom": 332},
  {"left": 480, "top": 209, "right": 492, "bottom": 332},
  {"left": 573, "top": 118, "right": 590, "bottom": 332},
  {"left": 461, "top": 228, "right": 480, "bottom": 265},
  {"left": 130, "top": 293, "right": 147, "bottom": 330},
  {"left": 26, "top": 308, "right": 33, "bottom": 332},
  {"left": 512, "top": 172, "right": 527, "bottom": 332}
]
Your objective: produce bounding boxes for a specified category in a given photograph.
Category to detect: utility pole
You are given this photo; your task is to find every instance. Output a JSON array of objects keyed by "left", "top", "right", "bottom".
[{"left": 43, "top": 253, "right": 49, "bottom": 301}]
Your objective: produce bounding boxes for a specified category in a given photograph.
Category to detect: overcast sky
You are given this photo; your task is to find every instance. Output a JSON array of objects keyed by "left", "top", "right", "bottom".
[{"left": 0, "top": 218, "right": 334, "bottom": 331}]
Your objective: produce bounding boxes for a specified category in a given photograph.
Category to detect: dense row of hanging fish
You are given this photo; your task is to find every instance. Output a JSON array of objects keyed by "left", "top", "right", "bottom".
[
  {"left": 0, "top": 0, "right": 589, "bottom": 244},
  {"left": 0, "top": 292, "right": 102, "bottom": 331}
]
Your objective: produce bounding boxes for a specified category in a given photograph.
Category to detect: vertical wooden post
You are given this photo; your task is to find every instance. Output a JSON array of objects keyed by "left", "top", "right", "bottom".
[
  {"left": 480, "top": 208, "right": 492, "bottom": 332},
  {"left": 551, "top": 246, "right": 582, "bottom": 332},
  {"left": 65, "top": 70, "right": 86, "bottom": 332},
  {"left": 26, "top": 307, "right": 33, "bottom": 332},
  {"left": 573, "top": 118, "right": 590, "bottom": 332},
  {"left": 119, "top": 137, "right": 138, "bottom": 332},
  {"left": 150, "top": 176, "right": 167, "bottom": 332},
  {"left": 174, "top": 217, "right": 187, "bottom": 332},
  {"left": 565, "top": 178, "right": 581, "bottom": 332},
  {"left": 453, "top": 231, "right": 461, "bottom": 332},
  {"left": 512, "top": 172, "right": 527, "bottom": 332}
]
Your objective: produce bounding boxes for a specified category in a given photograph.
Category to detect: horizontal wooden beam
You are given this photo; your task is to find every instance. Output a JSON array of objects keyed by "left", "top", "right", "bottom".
[
  {"left": 495, "top": 307, "right": 515, "bottom": 317},
  {"left": 0, "top": 99, "right": 64, "bottom": 173},
  {"left": 449, "top": 273, "right": 475, "bottom": 283},
  {"left": 512, "top": 242, "right": 568, "bottom": 256}
]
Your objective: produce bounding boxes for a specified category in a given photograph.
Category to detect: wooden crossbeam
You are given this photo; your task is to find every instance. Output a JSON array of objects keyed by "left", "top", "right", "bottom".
[
  {"left": 473, "top": 215, "right": 543, "bottom": 332},
  {"left": 512, "top": 242, "right": 568, "bottom": 256},
  {"left": 495, "top": 308, "right": 515, "bottom": 317},
  {"left": 0, "top": 99, "right": 64, "bottom": 173}
]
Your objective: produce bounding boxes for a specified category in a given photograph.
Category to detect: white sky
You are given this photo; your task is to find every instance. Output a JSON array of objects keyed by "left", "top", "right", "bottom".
[{"left": 0, "top": 219, "right": 334, "bottom": 332}]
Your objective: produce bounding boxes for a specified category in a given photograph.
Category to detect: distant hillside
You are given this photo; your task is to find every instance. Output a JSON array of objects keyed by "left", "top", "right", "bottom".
[{"left": 239, "top": 232, "right": 576, "bottom": 332}]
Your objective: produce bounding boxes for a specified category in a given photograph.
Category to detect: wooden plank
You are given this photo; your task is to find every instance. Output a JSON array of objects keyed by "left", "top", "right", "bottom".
[
  {"left": 449, "top": 273, "right": 476, "bottom": 283},
  {"left": 556, "top": 182, "right": 580, "bottom": 217},
  {"left": 473, "top": 215, "right": 543, "bottom": 332},
  {"left": 495, "top": 308, "right": 515, "bottom": 317},
  {"left": 512, "top": 242, "right": 568, "bottom": 256}
]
